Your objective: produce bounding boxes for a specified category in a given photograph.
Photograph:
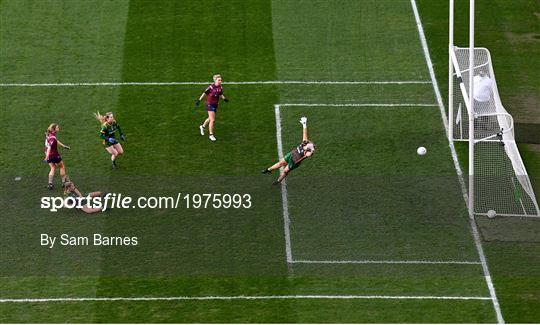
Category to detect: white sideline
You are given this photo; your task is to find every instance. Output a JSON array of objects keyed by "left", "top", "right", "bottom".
[
  {"left": 274, "top": 105, "right": 293, "bottom": 263},
  {"left": 0, "top": 295, "right": 492, "bottom": 303},
  {"left": 0, "top": 80, "right": 432, "bottom": 87},
  {"left": 410, "top": 0, "right": 504, "bottom": 323},
  {"left": 280, "top": 103, "right": 437, "bottom": 107},
  {"left": 293, "top": 260, "right": 481, "bottom": 265}
]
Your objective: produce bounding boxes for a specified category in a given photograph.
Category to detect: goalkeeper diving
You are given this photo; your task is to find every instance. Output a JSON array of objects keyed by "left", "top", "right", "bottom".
[{"left": 262, "top": 116, "right": 315, "bottom": 184}]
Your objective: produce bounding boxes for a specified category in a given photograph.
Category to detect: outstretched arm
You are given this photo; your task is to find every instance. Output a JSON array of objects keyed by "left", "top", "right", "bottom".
[
  {"left": 57, "top": 140, "right": 70, "bottom": 150},
  {"left": 199, "top": 85, "right": 213, "bottom": 101},
  {"left": 195, "top": 91, "right": 206, "bottom": 106},
  {"left": 300, "top": 116, "right": 308, "bottom": 142},
  {"left": 195, "top": 89, "right": 208, "bottom": 106}
]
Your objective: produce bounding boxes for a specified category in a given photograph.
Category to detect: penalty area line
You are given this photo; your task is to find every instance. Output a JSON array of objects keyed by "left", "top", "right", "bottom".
[
  {"left": 0, "top": 295, "right": 492, "bottom": 303},
  {"left": 274, "top": 104, "right": 293, "bottom": 264},
  {"left": 293, "top": 259, "right": 481, "bottom": 265},
  {"left": 279, "top": 103, "right": 438, "bottom": 107},
  {"left": 0, "top": 80, "right": 432, "bottom": 87}
]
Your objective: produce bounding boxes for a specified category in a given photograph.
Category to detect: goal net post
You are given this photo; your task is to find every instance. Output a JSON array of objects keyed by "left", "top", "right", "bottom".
[{"left": 448, "top": 46, "right": 540, "bottom": 217}]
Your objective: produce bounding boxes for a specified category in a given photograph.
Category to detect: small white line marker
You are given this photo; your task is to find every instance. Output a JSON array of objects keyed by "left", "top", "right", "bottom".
[
  {"left": 0, "top": 80, "right": 432, "bottom": 87},
  {"left": 293, "top": 259, "right": 482, "bottom": 265},
  {"left": 0, "top": 295, "right": 492, "bottom": 303}
]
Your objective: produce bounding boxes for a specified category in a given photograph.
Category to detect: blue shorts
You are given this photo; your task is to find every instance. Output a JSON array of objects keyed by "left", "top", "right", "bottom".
[
  {"left": 206, "top": 103, "right": 218, "bottom": 112},
  {"left": 47, "top": 156, "right": 62, "bottom": 164}
]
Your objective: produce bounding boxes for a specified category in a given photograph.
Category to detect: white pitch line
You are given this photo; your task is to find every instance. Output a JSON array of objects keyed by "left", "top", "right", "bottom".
[
  {"left": 0, "top": 80, "right": 432, "bottom": 87},
  {"left": 0, "top": 294, "right": 492, "bottom": 303},
  {"left": 293, "top": 259, "right": 481, "bottom": 265},
  {"left": 279, "top": 103, "right": 437, "bottom": 107},
  {"left": 274, "top": 104, "right": 293, "bottom": 264},
  {"left": 410, "top": 0, "right": 504, "bottom": 323}
]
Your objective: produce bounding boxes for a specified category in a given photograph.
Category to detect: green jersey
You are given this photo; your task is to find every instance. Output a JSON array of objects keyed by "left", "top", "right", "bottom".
[
  {"left": 283, "top": 141, "right": 311, "bottom": 171},
  {"left": 100, "top": 122, "right": 124, "bottom": 146}
]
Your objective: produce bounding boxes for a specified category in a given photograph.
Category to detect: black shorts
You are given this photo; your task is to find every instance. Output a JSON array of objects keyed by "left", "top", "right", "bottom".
[
  {"left": 47, "top": 156, "right": 62, "bottom": 164},
  {"left": 206, "top": 103, "right": 218, "bottom": 112}
]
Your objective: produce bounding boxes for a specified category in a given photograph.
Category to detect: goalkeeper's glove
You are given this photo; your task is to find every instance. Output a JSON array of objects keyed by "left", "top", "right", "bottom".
[
  {"left": 64, "top": 146, "right": 71, "bottom": 150},
  {"left": 224, "top": 98, "right": 229, "bottom": 103},
  {"left": 195, "top": 99, "right": 200, "bottom": 107},
  {"left": 108, "top": 137, "right": 118, "bottom": 145},
  {"left": 121, "top": 134, "right": 126, "bottom": 141},
  {"left": 299, "top": 116, "right": 307, "bottom": 128}
]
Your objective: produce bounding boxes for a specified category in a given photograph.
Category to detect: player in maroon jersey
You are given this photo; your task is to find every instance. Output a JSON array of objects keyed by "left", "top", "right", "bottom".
[
  {"left": 44, "top": 123, "right": 70, "bottom": 190},
  {"left": 195, "top": 74, "right": 229, "bottom": 142}
]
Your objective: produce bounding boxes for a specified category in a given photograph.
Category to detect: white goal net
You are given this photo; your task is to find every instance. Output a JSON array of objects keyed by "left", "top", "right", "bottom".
[{"left": 450, "top": 46, "right": 540, "bottom": 217}]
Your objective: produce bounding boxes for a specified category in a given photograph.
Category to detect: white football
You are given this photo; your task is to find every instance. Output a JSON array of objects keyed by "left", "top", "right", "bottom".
[
  {"left": 417, "top": 146, "right": 427, "bottom": 156},
  {"left": 487, "top": 210, "right": 497, "bottom": 219}
]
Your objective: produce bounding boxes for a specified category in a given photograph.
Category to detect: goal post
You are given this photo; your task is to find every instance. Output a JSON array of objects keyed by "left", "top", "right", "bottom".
[
  {"left": 448, "top": 0, "right": 455, "bottom": 143},
  {"left": 448, "top": 2, "right": 540, "bottom": 218},
  {"left": 467, "top": 0, "right": 475, "bottom": 219}
]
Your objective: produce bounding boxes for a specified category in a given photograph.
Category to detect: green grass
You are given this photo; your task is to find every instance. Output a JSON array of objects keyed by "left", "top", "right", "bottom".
[
  {"left": 0, "top": 0, "right": 538, "bottom": 322},
  {"left": 417, "top": 0, "right": 540, "bottom": 322},
  {"left": 0, "top": 297, "right": 496, "bottom": 323}
]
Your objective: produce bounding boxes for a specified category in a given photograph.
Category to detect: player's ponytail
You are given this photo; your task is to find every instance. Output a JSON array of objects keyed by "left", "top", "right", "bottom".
[
  {"left": 94, "top": 112, "right": 105, "bottom": 124},
  {"left": 94, "top": 112, "right": 114, "bottom": 124},
  {"left": 46, "top": 123, "right": 59, "bottom": 136}
]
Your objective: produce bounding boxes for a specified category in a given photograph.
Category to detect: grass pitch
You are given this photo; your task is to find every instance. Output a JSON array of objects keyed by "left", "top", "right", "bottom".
[{"left": 1, "top": 0, "right": 538, "bottom": 322}]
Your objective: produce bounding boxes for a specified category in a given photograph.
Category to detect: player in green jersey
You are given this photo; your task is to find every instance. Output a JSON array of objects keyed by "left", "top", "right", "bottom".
[
  {"left": 262, "top": 116, "right": 315, "bottom": 184},
  {"left": 94, "top": 112, "right": 126, "bottom": 169}
]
